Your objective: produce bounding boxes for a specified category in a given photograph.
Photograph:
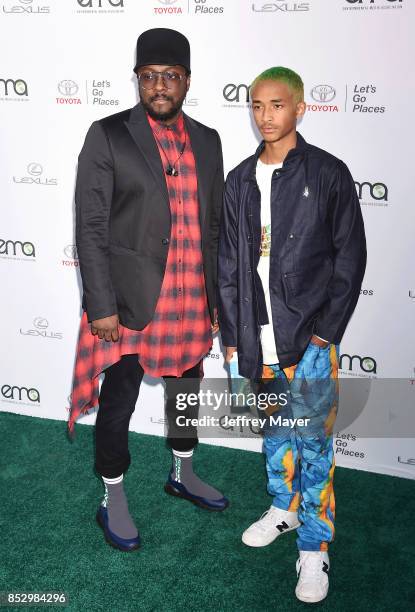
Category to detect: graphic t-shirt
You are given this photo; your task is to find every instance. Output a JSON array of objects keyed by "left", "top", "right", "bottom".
[{"left": 256, "top": 158, "right": 283, "bottom": 365}]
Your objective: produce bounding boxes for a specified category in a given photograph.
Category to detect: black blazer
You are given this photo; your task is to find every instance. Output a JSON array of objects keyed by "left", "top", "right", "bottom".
[{"left": 75, "top": 102, "right": 224, "bottom": 329}]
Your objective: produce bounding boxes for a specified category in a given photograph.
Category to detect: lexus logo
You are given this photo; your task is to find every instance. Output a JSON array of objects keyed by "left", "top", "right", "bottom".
[
  {"left": 58, "top": 80, "right": 79, "bottom": 96},
  {"left": 311, "top": 84, "right": 336, "bottom": 103},
  {"left": 27, "top": 163, "right": 43, "bottom": 176},
  {"left": 398, "top": 456, "right": 415, "bottom": 466},
  {"left": 33, "top": 317, "right": 49, "bottom": 329}
]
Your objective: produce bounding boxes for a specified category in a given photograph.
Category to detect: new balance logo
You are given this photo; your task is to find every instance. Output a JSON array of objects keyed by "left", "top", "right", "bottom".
[
  {"left": 322, "top": 561, "right": 329, "bottom": 575},
  {"left": 276, "top": 521, "right": 290, "bottom": 533}
]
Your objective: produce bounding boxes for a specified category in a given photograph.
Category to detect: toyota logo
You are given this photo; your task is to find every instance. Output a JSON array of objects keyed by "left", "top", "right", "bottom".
[
  {"left": 158, "top": 0, "right": 178, "bottom": 4},
  {"left": 64, "top": 245, "right": 78, "bottom": 259},
  {"left": 58, "top": 80, "right": 79, "bottom": 96},
  {"left": 311, "top": 84, "right": 336, "bottom": 103}
]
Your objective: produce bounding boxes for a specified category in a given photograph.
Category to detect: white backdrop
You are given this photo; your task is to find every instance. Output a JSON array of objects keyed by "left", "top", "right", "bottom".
[{"left": 1, "top": 0, "right": 414, "bottom": 479}]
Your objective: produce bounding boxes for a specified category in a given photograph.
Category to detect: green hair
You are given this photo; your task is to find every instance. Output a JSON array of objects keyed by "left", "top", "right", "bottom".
[{"left": 250, "top": 67, "right": 304, "bottom": 103}]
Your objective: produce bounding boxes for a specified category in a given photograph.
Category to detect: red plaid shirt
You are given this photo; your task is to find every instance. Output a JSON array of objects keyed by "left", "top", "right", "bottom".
[{"left": 68, "top": 112, "right": 212, "bottom": 434}]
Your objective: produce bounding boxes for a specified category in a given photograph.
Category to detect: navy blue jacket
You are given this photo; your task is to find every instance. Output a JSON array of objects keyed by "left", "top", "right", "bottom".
[{"left": 217, "top": 132, "right": 367, "bottom": 378}]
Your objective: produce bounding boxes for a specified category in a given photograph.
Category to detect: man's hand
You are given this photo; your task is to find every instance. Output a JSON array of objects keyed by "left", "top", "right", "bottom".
[
  {"left": 225, "top": 346, "right": 237, "bottom": 363},
  {"left": 211, "top": 307, "right": 219, "bottom": 334},
  {"left": 310, "top": 334, "right": 329, "bottom": 348},
  {"left": 91, "top": 314, "right": 119, "bottom": 342}
]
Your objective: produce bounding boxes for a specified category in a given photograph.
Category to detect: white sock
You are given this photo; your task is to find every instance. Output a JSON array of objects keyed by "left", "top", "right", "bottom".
[
  {"left": 172, "top": 449, "right": 194, "bottom": 459},
  {"left": 102, "top": 474, "right": 123, "bottom": 485},
  {"left": 170, "top": 449, "right": 223, "bottom": 499}
]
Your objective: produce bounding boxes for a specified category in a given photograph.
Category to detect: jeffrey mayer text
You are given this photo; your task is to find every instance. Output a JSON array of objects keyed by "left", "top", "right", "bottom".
[{"left": 176, "top": 415, "right": 311, "bottom": 429}]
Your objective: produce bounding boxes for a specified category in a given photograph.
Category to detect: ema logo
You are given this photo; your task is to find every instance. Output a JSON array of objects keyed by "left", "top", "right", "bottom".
[
  {"left": 1, "top": 384, "right": 40, "bottom": 404},
  {"left": 252, "top": 2, "right": 310, "bottom": 12},
  {"left": 355, "top": 181, "right": 388, "bottom": 207},
  {"left": 308, "top": 84, "right": 339, "bottom": 113},
  {"left": 2, "top": 0, "right": 50, "bottom": 14},
  {"left": 222, "top": 83, "right": 250, "bottom": 107},
  {"left": 0, "top": 78, "right": 28, "bottom": 99},
  {"left": 13, "top": 162, "right": 57, "bottom": 186},
  {"left": 339, "top": 353, "right": 377, "bottom": 375},
  {"left": 345, "top": 0, "right": 402, "bottom": 5},
  {"left": 56, "top": 80, "right": 82, "bottom": 105},
  {"left": 77, "top": 0, "right": 124, "bottom": 7},
  {"left": 0, "top": 239, "right": 36, "bottom": 260}
]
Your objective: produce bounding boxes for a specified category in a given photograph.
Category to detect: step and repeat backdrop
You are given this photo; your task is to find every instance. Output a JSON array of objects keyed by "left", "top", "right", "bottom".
[{"left": 1, "top": 0, "right": 414, "bottom": 478}]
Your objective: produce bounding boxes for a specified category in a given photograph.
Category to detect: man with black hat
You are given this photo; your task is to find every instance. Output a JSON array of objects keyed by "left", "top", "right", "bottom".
[{"left": 69, "top": 28, "right": 227, "bottom": 552}]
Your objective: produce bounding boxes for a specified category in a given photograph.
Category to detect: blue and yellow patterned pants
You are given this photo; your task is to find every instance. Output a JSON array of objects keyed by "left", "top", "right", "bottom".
[{"left": 259, "top": 342, "right": 339, "bottom": 552}]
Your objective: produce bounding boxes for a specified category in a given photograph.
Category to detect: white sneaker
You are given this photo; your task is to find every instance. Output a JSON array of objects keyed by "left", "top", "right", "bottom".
[
  {"left": 242, "top": 505, "right": 300, "bottom": 547},
  {"left": 295, "top": 551, "right": 330, "bottom": 603}
]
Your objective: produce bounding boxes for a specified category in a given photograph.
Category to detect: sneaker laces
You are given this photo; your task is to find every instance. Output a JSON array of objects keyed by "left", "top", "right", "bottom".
[
  {"left": 298, "top": 553, "right": 324, "bottom": 581},
  {"left": 255, "top": 507, "right": 280, "bottom": 532}
]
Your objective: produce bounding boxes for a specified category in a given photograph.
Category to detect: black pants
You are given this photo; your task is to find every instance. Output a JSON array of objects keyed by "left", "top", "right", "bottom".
[{"left": 95, "top": 354, "right": 201, "bottom": 478}]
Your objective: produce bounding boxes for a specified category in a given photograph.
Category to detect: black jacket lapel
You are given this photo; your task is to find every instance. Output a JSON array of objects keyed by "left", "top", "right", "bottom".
[
  {"left": 184, "top": 113, "right": 208, "bottom": 229},
  {"left": 124, "top": 103, "right": 169, "bottom": 206}
]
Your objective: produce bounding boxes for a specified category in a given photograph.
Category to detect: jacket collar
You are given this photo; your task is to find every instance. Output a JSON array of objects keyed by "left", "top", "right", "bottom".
[
  {"left": 125, "top": 103, "right": 169, "bottom": 205},
  {"left": 245, "top": 131, "right": 308, "bottom": 182}
]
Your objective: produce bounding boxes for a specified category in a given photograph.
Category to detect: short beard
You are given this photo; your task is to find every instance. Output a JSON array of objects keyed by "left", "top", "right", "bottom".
[{"left": 141, "top": 93, "right": 185, "bottom": 122}]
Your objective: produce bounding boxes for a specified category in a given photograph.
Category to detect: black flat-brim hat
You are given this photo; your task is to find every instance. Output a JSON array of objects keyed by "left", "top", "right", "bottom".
[{"left": 134, "top": 28, "right": 190, "bottom": 73}]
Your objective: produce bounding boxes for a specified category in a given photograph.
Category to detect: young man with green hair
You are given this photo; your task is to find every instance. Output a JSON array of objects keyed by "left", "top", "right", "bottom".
[{"left": 217, "top": 67, "right": 366, "bottom": 603}]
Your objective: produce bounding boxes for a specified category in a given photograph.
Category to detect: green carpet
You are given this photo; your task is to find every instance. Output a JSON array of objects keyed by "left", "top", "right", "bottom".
[{"left": 0, "top": 411, "right": 414, "bottom": 612}]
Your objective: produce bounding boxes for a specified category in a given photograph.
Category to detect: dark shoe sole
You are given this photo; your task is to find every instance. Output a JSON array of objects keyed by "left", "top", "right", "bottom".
[
  {"left": 164, "top": 483, "right": 229, "bottom": 512},
  {"left": 96, "top": 511, "right": 140, "bottom": 552}
]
